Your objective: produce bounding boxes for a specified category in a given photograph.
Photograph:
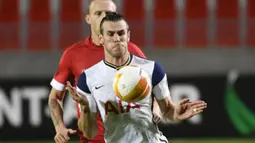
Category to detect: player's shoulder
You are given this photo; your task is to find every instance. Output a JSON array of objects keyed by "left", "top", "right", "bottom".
[
  {"left": 127, "top": 41, "right": 137, "bottom": 48},
  {"left": 132, "top": 54, "right": 154, "bottom": 65},
  {"left": 59, "top": 39, "right": 86, "bottom": 61},
  {"left": 83, "top": 60, "right": 104, "bottom": 75},
  {"left": 132, "top": 55, "right": 164, "bottom": 74},
  {"left": 63, "top": 38, "right": 87, "bottom": 54},
  {"left": 80, "top": 61, "right": 105, "bottom": 85},
  {"left": 127, "top": 42, "right": 146, "bottom": 58},
  {"left": 128, "top": 42, "right": 141, "bottom": 51}
]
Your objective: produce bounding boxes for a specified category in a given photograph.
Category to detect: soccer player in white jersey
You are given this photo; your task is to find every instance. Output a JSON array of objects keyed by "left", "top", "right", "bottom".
[{"left": 66, "top": 13, "right": 207, "bottom": 143}]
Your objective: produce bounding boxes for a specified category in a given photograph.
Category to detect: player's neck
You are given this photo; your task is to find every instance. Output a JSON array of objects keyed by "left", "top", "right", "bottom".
[
  {"left": 91, "top": 33, "right": 101, "bottom": 46},
  {"left": 105, "top": 52, "right": 130, "bottom": 67}
]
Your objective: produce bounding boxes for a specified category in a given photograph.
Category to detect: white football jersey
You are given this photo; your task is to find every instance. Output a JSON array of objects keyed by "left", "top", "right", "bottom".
[{"left": 77, "top": 54, "right": 170, "bottom": 143}]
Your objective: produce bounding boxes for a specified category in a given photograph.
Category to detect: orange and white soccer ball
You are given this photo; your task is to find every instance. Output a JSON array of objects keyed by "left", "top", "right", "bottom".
[{"left": 113, "top": 65, "right": 152, "bottom": 102}]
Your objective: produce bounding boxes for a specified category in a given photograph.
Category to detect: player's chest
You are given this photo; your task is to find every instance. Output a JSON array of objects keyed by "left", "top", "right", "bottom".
[
  {"left": 92, "top": 81, "right": 142, "bottom": 115},
  {"left": 92, "top": 79, "right": 116, "bottom": 102}
]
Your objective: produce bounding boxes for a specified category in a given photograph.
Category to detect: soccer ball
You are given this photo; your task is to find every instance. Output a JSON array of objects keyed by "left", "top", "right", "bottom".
[{"left": 113, "top": 65, "right": 152, "bottom": 102}]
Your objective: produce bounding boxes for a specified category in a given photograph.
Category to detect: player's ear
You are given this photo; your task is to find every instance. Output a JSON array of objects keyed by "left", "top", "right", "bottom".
[
  {"left": 127, "top": 30, "right": 130, "bottom": 42},
  {"left": 85, "top": 14, "right": 91, "bottom": 25}
]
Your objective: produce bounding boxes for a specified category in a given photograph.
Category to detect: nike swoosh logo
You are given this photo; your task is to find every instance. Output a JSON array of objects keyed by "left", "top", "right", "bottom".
[{"left": 95, "top": 85, "right": 104, "bottom": 90}]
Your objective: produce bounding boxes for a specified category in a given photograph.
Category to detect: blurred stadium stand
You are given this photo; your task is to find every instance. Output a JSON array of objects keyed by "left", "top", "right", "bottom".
[
  {"left": 247, "top": 0, "right": 255, "bottom": 46},
  {"left": 27, "top": 0, "right": 51, "bottom": 50},
  {"left": 153, "top": 0, "right": 177, "bottom": 48},
  {"left": 0, "top": 0, "right": 20, "bottom": 50},
  {"left": 0, "top": 0, "right": 254, "bottom": 77}
]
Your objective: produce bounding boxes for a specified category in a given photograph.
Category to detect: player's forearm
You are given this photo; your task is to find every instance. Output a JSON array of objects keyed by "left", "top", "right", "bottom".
[
  {"left": 157, "top": 97, "right": 180, "bottom": 123},
  {"left": 48, "top": 97, "right": 65, "bottom": 132},
  {"left": 161, "top": 104, "right": 180, "bottom": 123},
  {"left": 153, "top": 99, "right": 162, "bottom": 117},
  {"left": 78, "top": 105, "right": 97, "bottom": 139}
]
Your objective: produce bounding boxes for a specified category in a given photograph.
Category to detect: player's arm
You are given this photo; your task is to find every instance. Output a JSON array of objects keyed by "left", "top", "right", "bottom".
[
  {"left": 49, "top": 49, "right": 70, "bottom": 131},
  {"left": 152, "top": 98, "right": 163, "bottom": 123},
  {"left": 151, "top": 63, "right": 177, "bottom": 123},
  {"left": 152, "top": 62, "right": 207, "bottom": 123},
  {"left": 73, "top": 72, "right": 98, "bottom": 139},
  {"left": 48, "top": 88, "right": 66, "bottom": 131},
  {"left": 49, "top": 84, "right": 77, "bottom": 142},
  {"left": 77, "top": 102, "right": 97, "bottom": 139},
  {"left": 48, "top": 49, "right": 76, "bottom": 142}
]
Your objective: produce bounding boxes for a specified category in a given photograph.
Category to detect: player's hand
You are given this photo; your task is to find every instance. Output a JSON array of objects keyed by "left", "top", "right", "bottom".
[
  {"left": 66, "top": 81, "right": 88, "bottom": 106},
  {"left": 54, "top": 127, "right": 77, "bottom": 143},
  {"left": 153, "top": 113, "right": 161, "bottom": 123},
  {"left": 176, "top": 98, "right": 207, "bottom": 121}
]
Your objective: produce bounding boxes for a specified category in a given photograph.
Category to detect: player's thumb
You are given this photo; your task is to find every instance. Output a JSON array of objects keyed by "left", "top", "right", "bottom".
[{"left": 68, "top": 129, "right": 77, "bottom": 134}]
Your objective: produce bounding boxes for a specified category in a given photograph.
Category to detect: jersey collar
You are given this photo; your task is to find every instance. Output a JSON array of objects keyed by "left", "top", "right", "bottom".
[{"left": 104, "top": 54, "right": 133, "bottom": 70}]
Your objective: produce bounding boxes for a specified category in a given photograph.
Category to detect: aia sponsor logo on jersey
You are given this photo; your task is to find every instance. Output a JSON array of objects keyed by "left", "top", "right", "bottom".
[{"left": 100, "top": 100, "right": 140, "bottom": 115}]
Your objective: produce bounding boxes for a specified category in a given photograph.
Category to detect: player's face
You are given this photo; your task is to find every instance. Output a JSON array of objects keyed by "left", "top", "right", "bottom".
[
  {"left": 86, "top": 0, "right": 117, "bottom": 35},
  {"left": 99, "top": 20, "right": 130, "bottom": 58}
]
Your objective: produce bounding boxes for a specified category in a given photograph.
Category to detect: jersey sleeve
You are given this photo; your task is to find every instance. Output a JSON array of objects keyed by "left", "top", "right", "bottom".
[
  {"left": 152, "top": 61, "right": 171, "bottom": 100},
  {"left": 76, "top": 72, "right": 97, "bottom": 113},
  {"left": 128, "top": 42, "right": 146, "bottom": 59},
  {"left": 50, "top": 49, "right": 72, "bottom": 91}
]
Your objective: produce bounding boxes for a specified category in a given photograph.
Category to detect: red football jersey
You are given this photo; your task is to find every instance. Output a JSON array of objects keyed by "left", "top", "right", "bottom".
[{"left": 50, "top": 36, "right": 146, "bottom": 143}]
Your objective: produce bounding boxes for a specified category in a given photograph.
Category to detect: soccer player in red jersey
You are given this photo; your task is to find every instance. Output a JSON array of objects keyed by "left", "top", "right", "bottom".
[{"left": 48, "top": 0, "right": 149, "bottom": 143}]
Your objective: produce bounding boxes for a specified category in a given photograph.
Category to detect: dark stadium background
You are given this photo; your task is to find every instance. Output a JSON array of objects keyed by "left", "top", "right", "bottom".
[{"left": 0, "top": 0, "right": 255, "bottom": 143}]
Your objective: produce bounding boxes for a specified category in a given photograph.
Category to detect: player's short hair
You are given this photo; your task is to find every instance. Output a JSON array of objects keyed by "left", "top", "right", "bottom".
[
  {"left": 99, "top": 12, "right": 129, "bottom": 35},
  {"left": 88, "top": 0, "right": 116, "bottom": 14}
]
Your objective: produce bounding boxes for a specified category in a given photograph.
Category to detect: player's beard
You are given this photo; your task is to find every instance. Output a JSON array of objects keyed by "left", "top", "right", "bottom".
[{"left": 106, "top": 43, "right": 127, "bottom": 58}]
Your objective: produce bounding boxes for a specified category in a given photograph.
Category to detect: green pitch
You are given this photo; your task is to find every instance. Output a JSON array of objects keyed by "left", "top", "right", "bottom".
[
  {"left": 169, "top": 139, "right": 255, "bottom": 143},
  {"left": 1, "top": 139, "right": 255, "bottom": 143}
]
